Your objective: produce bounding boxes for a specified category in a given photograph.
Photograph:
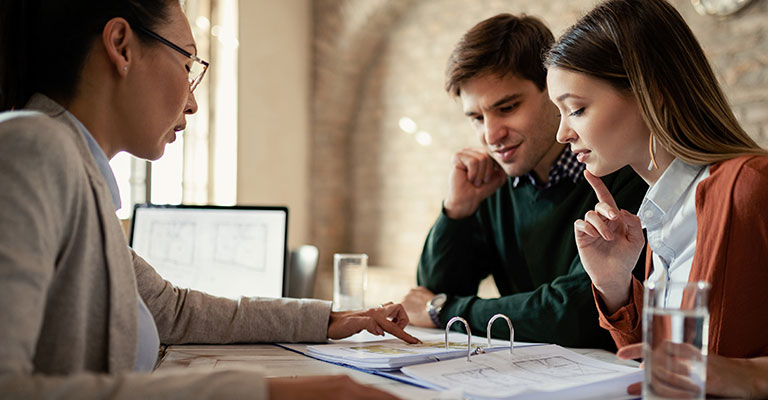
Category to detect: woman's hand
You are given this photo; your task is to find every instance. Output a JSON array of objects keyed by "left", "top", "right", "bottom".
[
  {"left": 327, "top": 302, "right": 421, "bottom": 344},
  {"left": 268, "top": 375, "right": 401, "bottom": 400},
  {"left": 619, "top": 342, "right": 703, "bottom": 398},
  {"left": 575, "top": 170, "right": 645, "bottom": 313},
  {"left": 618, "top": 343, "right": 768, "bottom": 398}
]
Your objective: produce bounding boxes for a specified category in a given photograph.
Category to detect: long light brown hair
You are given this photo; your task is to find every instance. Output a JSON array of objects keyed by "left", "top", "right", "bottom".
[{"left": 545, "top": 0, "right": 766, "bottom": 165}]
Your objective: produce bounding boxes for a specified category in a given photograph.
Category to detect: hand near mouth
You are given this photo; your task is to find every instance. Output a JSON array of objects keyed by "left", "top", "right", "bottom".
[{"left": 443, "top": 147, "right": 507, "bottom": 219}]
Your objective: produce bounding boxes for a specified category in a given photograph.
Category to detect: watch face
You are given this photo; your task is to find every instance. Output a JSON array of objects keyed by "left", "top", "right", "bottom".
[
  {"left": 691, "top": 0, "right": 755, "bottom": 16},
  {"left": 431, "top": 293, "right": 447, "bottom": 308}
]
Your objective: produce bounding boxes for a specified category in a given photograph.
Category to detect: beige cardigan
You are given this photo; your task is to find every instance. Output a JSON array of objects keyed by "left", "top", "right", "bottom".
[{"left": 0, "top": 95, "right": 333, "bottom": 399}]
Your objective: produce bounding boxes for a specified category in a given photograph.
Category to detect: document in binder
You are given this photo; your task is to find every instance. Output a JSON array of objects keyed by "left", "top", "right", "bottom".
[
  {"left": 304, "top": 332, "right": 532, "bottom": 371},
  {"left": 401, "top": 344, "right": 642, "bottom": 400}
]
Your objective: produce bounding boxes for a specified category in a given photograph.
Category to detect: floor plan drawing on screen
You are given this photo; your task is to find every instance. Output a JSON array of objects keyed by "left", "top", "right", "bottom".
[
  {"left": 214, "top": 223, "right": 268, "bottom": 270},
  {"left": 130, "top": 205, "right": 288, "bottom": 299},
  {"left": 148, "top": 221, "right": 196, "bottom": 265}
]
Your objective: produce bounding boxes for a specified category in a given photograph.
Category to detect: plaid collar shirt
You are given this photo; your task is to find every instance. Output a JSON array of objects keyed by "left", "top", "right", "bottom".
[{"left": 512, "top": 146, "right": 585, "bottom": 189}]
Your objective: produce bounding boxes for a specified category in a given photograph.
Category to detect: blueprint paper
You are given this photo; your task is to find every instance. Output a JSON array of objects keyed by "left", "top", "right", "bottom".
[{"left": 401, "top": 344, "right": 642, "bottom": 400}]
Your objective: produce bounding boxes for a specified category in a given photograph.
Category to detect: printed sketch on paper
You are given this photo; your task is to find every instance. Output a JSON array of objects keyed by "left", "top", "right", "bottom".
[
  {"left": 515, "top": 356, "right": 613, "bottom": 377},
  {"left": 442, "top": 356, "right": 616, "bottom": 388}
]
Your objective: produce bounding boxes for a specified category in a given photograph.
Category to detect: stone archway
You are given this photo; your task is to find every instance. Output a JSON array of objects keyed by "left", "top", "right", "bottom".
[{"left": 310, "top": 0, "right": 419, "bottom": 299}]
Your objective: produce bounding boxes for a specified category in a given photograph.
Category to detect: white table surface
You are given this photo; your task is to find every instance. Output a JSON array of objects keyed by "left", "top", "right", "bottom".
[{"left": 155, "top": 327, "right": 640, "bottom": 400}]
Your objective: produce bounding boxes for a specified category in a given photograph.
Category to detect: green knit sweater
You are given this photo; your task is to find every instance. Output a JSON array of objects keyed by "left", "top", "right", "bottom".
[{"left": 417, "top": 166, "right": 647, "bottom": 350}]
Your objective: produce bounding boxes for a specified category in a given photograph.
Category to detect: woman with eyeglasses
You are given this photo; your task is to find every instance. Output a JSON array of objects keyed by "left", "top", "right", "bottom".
[
  {"left": 544, "top": 0, "right": 768, "bottom": 397},
  {"left": 0, "top": 1, "right": 415, "bottom": 399}
]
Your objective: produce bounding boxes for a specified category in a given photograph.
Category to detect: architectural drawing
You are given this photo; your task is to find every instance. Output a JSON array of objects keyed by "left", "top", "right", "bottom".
[
  {"left": 131, "top": 206, "right": 287, "bottom": 299},
  {"left": 401, "top": 344, "right": 643, "bottom": 399},
  {"left": 148, "top": 221, "right": 196, "bottom": 265},
  {"left": 443, "top": 356, "right": 615, "bottom": 388},
  {"left": 515, "top": 356, "right": 613, "bottom": 378},
  {"left": 214, "top": 223, "right": 268, "bottom": 270}
]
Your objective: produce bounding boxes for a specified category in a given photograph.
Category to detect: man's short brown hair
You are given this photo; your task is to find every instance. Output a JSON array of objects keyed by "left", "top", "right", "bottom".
[{"left": 445, "top": 14, "right": 554, "bottom": 97}]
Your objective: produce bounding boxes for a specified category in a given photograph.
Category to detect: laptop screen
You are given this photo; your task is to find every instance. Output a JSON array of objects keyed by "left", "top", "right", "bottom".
[{"left": 129, "top": 204, "right": 288, "bottom": 299}]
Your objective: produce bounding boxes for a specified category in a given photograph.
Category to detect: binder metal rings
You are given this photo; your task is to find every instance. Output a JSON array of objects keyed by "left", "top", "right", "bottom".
[{"left": 445, "top": 313, "right": 515, "bottom": 362}]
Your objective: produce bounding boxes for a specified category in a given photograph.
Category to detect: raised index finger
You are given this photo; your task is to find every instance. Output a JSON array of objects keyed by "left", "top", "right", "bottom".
[{"left": 584, "top": 170, "right": 619, "bottom": 210}]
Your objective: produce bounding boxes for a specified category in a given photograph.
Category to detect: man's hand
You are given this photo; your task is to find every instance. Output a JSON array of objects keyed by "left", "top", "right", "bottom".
[
  {"left": 327, "top": 303, "right": 421, "bottom": 344},
  {"left": 268, "top": 375, "right": 401, "bottom": 400},
  {"left": 401, "top": 287, "right": 437, "bottom": 328},
  {"left": 443, "top": 148, "right": 507, "bottom": 219}
]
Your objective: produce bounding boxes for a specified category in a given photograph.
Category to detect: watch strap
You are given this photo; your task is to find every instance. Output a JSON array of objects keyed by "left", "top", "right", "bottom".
[{"left": 427, "top": 294, "right": 447, "bottom": 328}]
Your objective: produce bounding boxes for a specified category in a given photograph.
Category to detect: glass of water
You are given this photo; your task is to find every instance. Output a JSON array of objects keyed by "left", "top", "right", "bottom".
[
  {"left": 333, "top": 253, "right": 367, "bottom": 311},
  {"left": 642, "top": 280, "right": 710, "bottom": 399}
]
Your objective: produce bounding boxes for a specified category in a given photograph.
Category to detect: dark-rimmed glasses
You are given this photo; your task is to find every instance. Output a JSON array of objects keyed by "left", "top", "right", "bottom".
[{"left": 134, "top": 25, "right": 209, "bottom": 93}]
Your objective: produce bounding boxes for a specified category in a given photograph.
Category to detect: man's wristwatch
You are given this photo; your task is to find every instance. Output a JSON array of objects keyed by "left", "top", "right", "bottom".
[{"left": 425, "top": 293, "right": 448, "bottom": 328}]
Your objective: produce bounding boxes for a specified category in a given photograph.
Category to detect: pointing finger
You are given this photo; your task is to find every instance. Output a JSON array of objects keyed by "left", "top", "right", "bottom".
[
  {"left": 584, "top": 170, "right": 618, "bottom": 210},
  {"left": 369, "top": 310, "right": 421, "bottom": 344}
]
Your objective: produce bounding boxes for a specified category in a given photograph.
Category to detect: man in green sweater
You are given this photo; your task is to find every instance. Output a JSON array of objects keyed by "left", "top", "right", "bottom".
[{"left": 402, "top": 14, "right": 647, "bottom": 350}]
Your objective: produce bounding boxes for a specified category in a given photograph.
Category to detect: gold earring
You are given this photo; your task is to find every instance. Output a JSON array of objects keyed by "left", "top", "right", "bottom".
[{"left": 647, "top": 133, "right": 658, "bottom": 171}]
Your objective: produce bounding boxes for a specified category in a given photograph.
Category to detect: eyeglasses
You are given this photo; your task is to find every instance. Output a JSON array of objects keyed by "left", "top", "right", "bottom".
[{"left": 134, "top": 26, "right": 209, "bottom": 93}]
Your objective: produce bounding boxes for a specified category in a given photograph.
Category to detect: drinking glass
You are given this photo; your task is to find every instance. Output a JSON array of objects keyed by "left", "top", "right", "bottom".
[
  {"left": 642, "top": 280, "right": 710, "bottom": 399},
  {"left": 333, "top": 253, "right": 367, "bottom": 311}
]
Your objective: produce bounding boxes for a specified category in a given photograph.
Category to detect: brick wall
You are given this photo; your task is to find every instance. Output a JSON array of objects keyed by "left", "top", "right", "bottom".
[{"left": 311, "top": 0, "right": 768, "bottom": 302}]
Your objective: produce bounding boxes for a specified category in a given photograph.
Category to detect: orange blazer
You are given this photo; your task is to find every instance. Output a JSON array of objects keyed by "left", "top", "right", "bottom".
[{"left": 594, "top": 155, "right": 768, "bottom": 358}]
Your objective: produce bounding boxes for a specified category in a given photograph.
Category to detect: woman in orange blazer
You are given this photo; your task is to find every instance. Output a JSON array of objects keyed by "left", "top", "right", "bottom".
[{"left": 545, "top": 0, "right": 768, "bottom": 397}]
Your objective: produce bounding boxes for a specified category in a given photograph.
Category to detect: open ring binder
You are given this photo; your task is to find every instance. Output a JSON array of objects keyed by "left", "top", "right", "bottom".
[
  {"left": 487, "top": 313, "right": 514, "bottom": 353},
  {"left": 444, "top": 313, "right": 514, "bottom": 362},
  {"left": 445, "top": 316, "right": 472, "bottom": 361}
]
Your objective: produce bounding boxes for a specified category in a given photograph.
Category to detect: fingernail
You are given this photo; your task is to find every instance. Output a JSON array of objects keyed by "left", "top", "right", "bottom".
[{"left": 609, "top": 211, "right": 617, "bottom": 219}]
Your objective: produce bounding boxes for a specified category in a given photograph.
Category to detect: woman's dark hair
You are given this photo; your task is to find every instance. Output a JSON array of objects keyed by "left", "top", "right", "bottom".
[
  {"left": 446, "top": 13, "right": 554, "bottom": 96},
  {"left": 0, "top": 0, "right": 177, "bottom": 111},
  {"left": 545, "top": 0, "right": 765, "bottom": 164}
]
